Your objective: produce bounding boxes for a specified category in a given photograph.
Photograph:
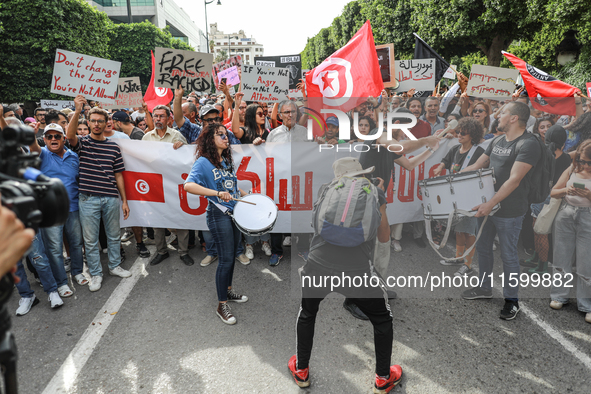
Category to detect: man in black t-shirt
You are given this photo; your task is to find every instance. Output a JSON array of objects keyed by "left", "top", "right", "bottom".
[
  {"left": 289, "top": 158, "right": 403, "bottom": 393},
  {"left": 461, "top": 101, "right": 541, "bottom": 320}
]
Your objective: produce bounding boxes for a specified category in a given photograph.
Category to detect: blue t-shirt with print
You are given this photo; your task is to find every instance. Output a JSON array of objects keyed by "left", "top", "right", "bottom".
[{"left": 185, "top": 156, "right": 239, "bottom": 210}]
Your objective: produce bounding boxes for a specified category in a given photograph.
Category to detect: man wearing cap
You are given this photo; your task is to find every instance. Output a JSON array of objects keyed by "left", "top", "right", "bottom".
[
  {"left": 28, "top": 123, "right": 85, "bottom": 290},
  {"left": 66, "top": 95, "right": 132, "bottom": 292},
  {"left": 288, "top": 157, "right": 403, "bottom": 393},
  {"left": 112, "top": 111, "right": 144, "bottom": 140},
  {"left": 315, "top": 116, "right": 345, "bottom": 145}
]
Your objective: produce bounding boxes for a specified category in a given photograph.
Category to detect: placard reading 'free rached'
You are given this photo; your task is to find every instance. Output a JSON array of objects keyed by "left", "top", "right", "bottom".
[
  {"left": 467, "top": 64, "right": 520, "bottom": 97},
  {"left": 101, "top": 77, "right": 143, "bottom": 109},
  {"left": 241, "top": 65, "right": 289, "bottom": 102},
  {"left": 51, "top": 49, "right": 121, "bottom": 100},
  {"left": 154, "top": 47, "right": 213, "bottom": 92}
]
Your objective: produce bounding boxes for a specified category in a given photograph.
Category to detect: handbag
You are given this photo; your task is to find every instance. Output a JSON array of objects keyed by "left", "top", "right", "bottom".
[{"left": 533, "top": 198, "right": 562, "bottom": 235}]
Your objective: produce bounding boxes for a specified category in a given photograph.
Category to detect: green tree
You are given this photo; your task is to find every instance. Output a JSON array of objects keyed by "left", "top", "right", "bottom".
[
  {"left": 214, "top": 50, "right": 228, "bottom": 64},
  {"left": 0, "top": 0, "right": 112, "bottom": 101},
  {"left": 107, "top": 21, "right": 194, "bottom": 92}
]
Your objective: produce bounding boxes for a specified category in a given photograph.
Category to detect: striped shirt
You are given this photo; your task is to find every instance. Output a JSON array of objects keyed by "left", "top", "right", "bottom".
[{"left": 72, "top": 136, "right": 125, "bottom": 198}]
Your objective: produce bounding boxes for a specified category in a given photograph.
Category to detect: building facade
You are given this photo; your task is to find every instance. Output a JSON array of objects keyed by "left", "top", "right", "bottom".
[
  {"left": 209, "top": 23, "right": 264, "bottom": 66},
  {"left": 87, "top": 0, "right": 207, "bottom": 52}
]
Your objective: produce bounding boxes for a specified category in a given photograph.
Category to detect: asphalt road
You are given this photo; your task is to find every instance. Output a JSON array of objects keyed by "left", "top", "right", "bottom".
[{"left": 6, "top": 232, "right": 591, "bottom": 394}]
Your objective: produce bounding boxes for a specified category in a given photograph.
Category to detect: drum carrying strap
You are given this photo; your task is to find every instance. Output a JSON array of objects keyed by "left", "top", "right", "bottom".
[{"left": 424, "top": 208, "right": 494, "bottom": 262}]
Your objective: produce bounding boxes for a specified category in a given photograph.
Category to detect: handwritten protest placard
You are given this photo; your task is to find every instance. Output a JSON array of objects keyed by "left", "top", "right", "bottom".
[
  {"left": 41, "top": 100, "right": 75, "bottom": 110},
  {"left": 393, "top": 59, "right": 435, "bottom": 92},
  {"left": 467, "top": 64, "right": 519, "bottom": 97},
  {"left": 50, "top": 49, "right": 121, "bottom": 100},
  {"left": 217, "top": 66, "right": 240, "bottom": 87},
  {"left": 443, "top": 65, "right": 457, "bottom": 79},
  {"left": 255, "top": 55, "right": 301, "bottom": 89},
  {"left": 241, "top": 65, "right": 289, "bottom": 102},
  {"left": 212, "top": 55, "right": 242, "bottom": 86},
  {"left": 101, "top": 77, "right": 143, "bottom": 109},
  {"left": 154, "top": 47, "right": 213, "bottom": 92}
]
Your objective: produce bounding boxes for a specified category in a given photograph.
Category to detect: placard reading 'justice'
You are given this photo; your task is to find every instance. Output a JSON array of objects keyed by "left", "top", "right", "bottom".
[
  {"left": 241, "top": 65, "right": 289, "bottom": 102},
  {"left": 102, "top": 77, "right": 143, "bottom": 109},
  {"left": 50, "top": 49, "right": 121, "bottom": 100},
  {"left": 154, "top": 47, "right": 213, "bottom": 92}
]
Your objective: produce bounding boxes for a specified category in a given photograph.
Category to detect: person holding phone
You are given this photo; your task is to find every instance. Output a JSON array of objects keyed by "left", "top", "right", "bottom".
[{"left": 549, "top": 139, "right": 591, "bottom": 324}]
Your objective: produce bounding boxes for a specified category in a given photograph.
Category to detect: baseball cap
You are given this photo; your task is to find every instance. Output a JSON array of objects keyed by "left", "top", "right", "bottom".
[
  {"left": 24, "top": 117, "right": 36, "bottom": 123},
  {"left": 332, "top": 157, "right": 374, "bottom": 178},
  {"left": 112, "top": 111, "right": 131, "bottom": 122},
  {"left": 326, "top": 116, "right": 339, "bottom": 127},
  {"left": 43, "top": 123, "right": 65, "bottom": 135},
  {"left": 199, "top": 104, "right": 220, "bottom": 117}
]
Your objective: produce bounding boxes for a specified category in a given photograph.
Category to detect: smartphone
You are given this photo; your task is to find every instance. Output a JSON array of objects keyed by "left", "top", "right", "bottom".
[
  {"left": 220, "top": 77, "right": 227, "bottom": 85},
  {"left": 573, "top": 182, "right": 585, "bottom": 189}
]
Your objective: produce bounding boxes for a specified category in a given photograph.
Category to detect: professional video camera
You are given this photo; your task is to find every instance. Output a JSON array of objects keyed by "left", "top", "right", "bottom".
[{"left": 0, "top": 123, "right": 70, "bottom": 394}]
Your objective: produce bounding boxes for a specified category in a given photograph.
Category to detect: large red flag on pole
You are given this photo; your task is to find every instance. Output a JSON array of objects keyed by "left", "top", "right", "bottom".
[
  {"left": 306, "top": 20, "right": 383, "bottom": 112},
  {"left": 502, "top": 51, "right": 579, "bottom": 116},
  {"left": 143, "top": 51, "right": 173, "bottom": 112}
]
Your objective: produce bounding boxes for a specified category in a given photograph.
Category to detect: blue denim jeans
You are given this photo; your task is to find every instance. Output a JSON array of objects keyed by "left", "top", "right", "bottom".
[
  {"left": 41, "top": 210, "right": 84, "bottom": 280},
  {"left": 203, "top": 230, "right": 244, "bottom": 257},
  {"left": 15, "top": 234, "right": 58, "bottom": 295},
  {"left": 551, "top": 202, "right": 591, "bottom": 312},
  {"left": 475, "top": 214, "right": 524, "bottom": 300},
  {"left": 206, "top": 207, "right": 241, "bottom": 302},
  {"left": 79, "top": 194, "right": 121, "bottom": 277},
  {"left": 244, "top": 233, "right": 270, "bottom": 245}
]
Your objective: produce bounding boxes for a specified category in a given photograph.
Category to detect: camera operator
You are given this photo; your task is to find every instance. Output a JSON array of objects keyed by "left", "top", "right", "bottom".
[{"left": 0, "top": 202, "right": 34, "bottom": 278}]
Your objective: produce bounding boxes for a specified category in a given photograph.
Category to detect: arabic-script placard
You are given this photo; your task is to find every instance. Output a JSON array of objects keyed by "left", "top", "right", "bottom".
[
  {"left": 467, "top": 64, "right": 519, "bottom": 97},
  {"left": 393, "top": 59, "right": 435, "bottom": 92}
]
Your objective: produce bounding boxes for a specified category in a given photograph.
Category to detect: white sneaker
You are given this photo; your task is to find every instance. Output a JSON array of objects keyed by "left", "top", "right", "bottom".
[
  {"left": 121, "top": 229, "right": 134, "bottom": 242},
  {"left": 58, "top": 284, "right": 73, "bottom": 298},
  {"left": 109, "top": 266, "right": 132, "bottom": 278},
  {"left": 200, "top": 255, "right": 218, "bottom": 267},
  {"left": 262, "top": 242, "right": 272, "bottom": 256},
  {"left": 102, "top": 248, "right": 108, "bottom": 254},
  {"left": 391, "top": 239, "right": 402, "bottom": 252},
  {"left": 89, "top": 276, "right": 103, "bottom": 292},
  {"left": 48, "top": 291, "right": 64, "bottom": 309},
  {"left": 586, "top": 313, "right": 591, "bottom": 324},
  {"left": 550, "top": 300, "right": 565, "bottom": 310},
  {"left": 236, "top": 254, "right": 250, "bottom": 265},
  {"left": 283, "top": 236, "right": 292, "bottom": 247},
  {"left": 245, "top": 245, "right": 254, "bottom": 260},
  {"left": 64, "top": 257, "right": 71, "bottom": 272},
  {"left": 16, "top": 296, "right": 39, "bottom": 316}
]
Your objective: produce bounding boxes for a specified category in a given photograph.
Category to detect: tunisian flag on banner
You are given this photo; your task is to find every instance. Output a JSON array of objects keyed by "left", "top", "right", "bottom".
[
  {"left": 143, "top": 51, "right": 173, "bottom": 112},
  {"left": 122, "top": 171, "right": 166, "bottom": 203},
  {"left": 306, "top": 20, "right": 383, "bottom": 113},
  {"left": 502, "top": 51, "right": 579, "bottom": 116}
]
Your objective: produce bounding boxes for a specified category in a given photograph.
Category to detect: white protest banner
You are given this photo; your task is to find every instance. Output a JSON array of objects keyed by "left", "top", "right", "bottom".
[
  {"left": 41, "top": 100, "right": 75, "bottom": 110},
  {"left": 50, "top": 49, "right": 120, "bottom": 100},
  {"left": 218, "top": 66, "right": 240, "bottom": 86},
  {"left": 101, "top": 77, "right": 143, "bottom": 109},
  {"left": 212, "top": 55, "right": 242, "bottom": 86},
  {"left": 241, "top": 65, "right": 289, "bottom": 102},
  {"left": 115, "top": 139, "right": 458, "bottom": 231},
  {"left": 154, "top": 47, "right": 213, "bottom": 92},
  {"left": 467, "top": 64, "right": 520, "bottom": 98},
  {"left": 394, "top": 59, "right": 436, "bottom": 92},
  {"left": 443, "top": 65, "right": 456, "bottom": 79}
]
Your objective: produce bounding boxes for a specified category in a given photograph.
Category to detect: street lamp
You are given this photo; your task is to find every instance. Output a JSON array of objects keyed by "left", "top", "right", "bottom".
[
  {"left": 204, "top": 0, "right": 221, "bottom": 54},
  {"left": 556, "top": 30, "right": 581, "bottom": 66}
]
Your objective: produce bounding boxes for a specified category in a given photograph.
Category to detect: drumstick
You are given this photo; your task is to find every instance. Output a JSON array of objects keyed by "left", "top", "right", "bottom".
[
  {"left": 437, "top": 119, "right": 458, "bottom": 139},
  {"left": 232, "top": 197, "right": 256, "bottom": 205}
]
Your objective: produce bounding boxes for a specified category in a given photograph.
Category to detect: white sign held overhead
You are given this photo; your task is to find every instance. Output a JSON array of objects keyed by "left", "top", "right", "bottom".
[
  {"left": 467, "top": 64, "right": 520, "bottom": 97},
  {"left": 394, "top": 59, "right": 436, "bottom": 92},
  {"left": 241, "top": 65, "right": 289, "bottom": 102}
]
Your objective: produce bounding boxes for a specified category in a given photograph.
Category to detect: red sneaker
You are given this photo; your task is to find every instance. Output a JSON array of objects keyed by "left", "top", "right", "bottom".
[
  {"left": 373, "top": 365, "right": 403, "bottom": 393},
  {"left": 288, "top": 355, "right": 310, "bottom": 388}
]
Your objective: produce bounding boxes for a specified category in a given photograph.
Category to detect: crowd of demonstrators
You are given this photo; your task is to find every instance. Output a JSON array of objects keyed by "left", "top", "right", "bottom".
[{"left": 3, "top": 73, "right": 591, "bottom": 330}]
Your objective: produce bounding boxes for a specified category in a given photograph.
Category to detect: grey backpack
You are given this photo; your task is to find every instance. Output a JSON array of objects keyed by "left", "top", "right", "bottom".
[{"left": 312, "top": 176, "right": 382, "bottom": 247}]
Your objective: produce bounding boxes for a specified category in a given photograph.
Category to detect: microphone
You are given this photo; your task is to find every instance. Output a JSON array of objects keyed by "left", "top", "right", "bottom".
[{"left": 437, "top": 119, "right": 458, "bottom": 139}]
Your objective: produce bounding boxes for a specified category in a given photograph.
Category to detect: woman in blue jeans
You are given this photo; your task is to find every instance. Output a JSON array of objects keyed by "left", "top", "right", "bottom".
[{"left": 184, "top": 123, "right": 248, "bottom": 325}]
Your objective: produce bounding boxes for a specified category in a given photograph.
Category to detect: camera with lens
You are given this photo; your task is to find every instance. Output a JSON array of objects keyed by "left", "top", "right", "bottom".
[{"left": 0, "top": 123, "right": 70, "bottom": 393}]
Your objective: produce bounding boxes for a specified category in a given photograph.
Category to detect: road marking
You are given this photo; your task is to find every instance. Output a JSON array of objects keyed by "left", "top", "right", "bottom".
[
  {"left": 42, "top": 255, "right": 149, "bottom": 394},
  {"left": 261, "top": 268, "right": 283, "bottom": 281}
]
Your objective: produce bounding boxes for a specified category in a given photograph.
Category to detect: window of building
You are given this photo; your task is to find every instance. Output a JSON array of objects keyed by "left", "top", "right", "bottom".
[{"left": 246, "top": 55, "right": 249, "bottom": 60}]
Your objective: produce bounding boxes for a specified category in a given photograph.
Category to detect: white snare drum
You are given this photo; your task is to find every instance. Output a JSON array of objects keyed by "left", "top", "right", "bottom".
[
  {"left": 418, "top": 169, "right": 499, "bottom": 220},
  {"left": 232, "top": 194, "right": 278, "bottom": 236}
]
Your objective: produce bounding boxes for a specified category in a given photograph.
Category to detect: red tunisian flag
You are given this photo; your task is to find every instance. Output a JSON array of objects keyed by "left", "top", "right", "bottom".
[
  {"left": 123, "top": 171, "right": 165, "bottom": 203},
  {"left": 503, "top": 51, "right": 580, "bottom": 116},
  {"left": 143, "top": 51, "right": 173, "bottom": 112},
  {"left": 306, "top": 20, "right": 384, "bottom": 113}
]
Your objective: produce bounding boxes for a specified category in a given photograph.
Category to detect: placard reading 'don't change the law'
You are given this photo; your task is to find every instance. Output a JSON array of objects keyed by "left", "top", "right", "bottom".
[
  {"left": 241, "top": 65, "right": 289, "bottom": 102},
  {"left": 154, "top": 47, "right": 213, "bottom": 92},
  {"left": 51, "top": 49, "right": 121, "bottom": 100},
  {"left": 101, "top": 77, "right": 143, "bottom": 109}
]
